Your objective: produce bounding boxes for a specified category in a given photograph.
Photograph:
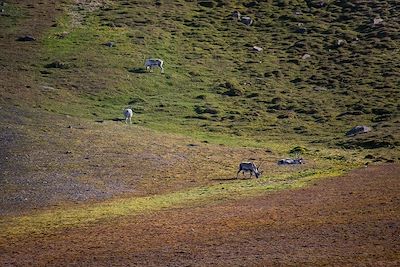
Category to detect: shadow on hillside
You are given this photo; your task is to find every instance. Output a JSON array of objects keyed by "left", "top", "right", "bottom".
[
  {"left": 127, "top": 67, "right": 147, "bottom": 74},
  {"left": 111, "top": 118, "right": 125, "bottom": 122},
  {"left": 212, "top": 177, "right": 239, "bottom": 181},
  {"left": 95, "top": 118, "right": 125, "bottom": 123}
]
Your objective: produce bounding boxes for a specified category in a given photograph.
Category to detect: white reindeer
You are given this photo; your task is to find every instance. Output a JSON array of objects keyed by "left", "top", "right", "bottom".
[
  {"left": 123, "top": 108, "right": 133, "bottom": 124},
  {"left": 144, "top": 58, "right": 164, "bottom": 73}
]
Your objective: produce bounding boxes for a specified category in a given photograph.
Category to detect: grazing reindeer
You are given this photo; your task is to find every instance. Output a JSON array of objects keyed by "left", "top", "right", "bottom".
[
  {"left": 123, "top": 108, "right": 133, "bottom": 124},
  {"left": 144, "top": 58, "right": 164, "bottom": 73},
  {"left": 277, "top": 158, "right": 303, "bottom": 165},
  {"left": 237, "top": 161, "right": 262, "bottom": 179}
]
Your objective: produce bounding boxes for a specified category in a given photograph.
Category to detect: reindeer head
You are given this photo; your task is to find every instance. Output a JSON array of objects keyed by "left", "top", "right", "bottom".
[{"left": 255, "top": 161, "right": 264, "bottom": 178}]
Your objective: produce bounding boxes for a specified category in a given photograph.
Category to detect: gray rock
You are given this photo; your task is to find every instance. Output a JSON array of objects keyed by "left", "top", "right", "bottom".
[
  {"left": 232, "top": 10, "right": 241, "bottom": 20},
  {"left": 103, "top": 41, "right": 115, "bottom": 47},
  {"left": 241, "top": 16, "right": 253, "bottom": 26},
  {"left": 346, "top": 125, "right": 371, "bottom": 137},
  {"left": 16, "top": 35, "right": 36, "bottom": 42},
  {"left": 373, "top": 18, "right": 383, "bottom": 25},
  {"left": 337, "top": 39, "right": 347, "bottom": 46},
  {"left": 251, "top": 46, "right": 263, "bottom": 52}
]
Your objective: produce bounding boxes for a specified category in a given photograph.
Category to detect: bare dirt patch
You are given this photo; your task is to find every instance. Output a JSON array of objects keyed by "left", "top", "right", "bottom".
[{"left": 1, "top": 164, "right": 399, "bottom": 266}]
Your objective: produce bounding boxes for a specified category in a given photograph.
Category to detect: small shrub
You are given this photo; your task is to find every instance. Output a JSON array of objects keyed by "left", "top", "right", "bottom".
[
  {"left": 271, "top": 97, "right": 282, "bottom": 104},
  {"left": 218, "top": 81, "right": 243, "bottom": 97},
  {"left": 128, "top": 97, "right": 146, "bottom": 105},
  {"left": 372, "top": 108, "right": 391, "bottom": 115},
  {"left": 277, "top": 114, "right": 289, "bottom": 119},
  {"left": 337, "top": 136, "right": 396, "bottom": 149},
  {"left": 195, "top": 95, "right": 207, "bottom": 100},
  {"left": 194, "top": 105, "right": 219, "bottom": 114},
  {"left": 223, "top": 87, "right": 242, "bottom": 96},
  {"left": 198, "top": 1, "right": 215, "bottom": 8},
  {"left": 45, "top": 61, "right": 71, "bottom": 69},
  {"left": 289, "top": 146, "right": 307, "bottom": 157},
  {"left": 246, "top": 92, "right": 259, "bottom": 98}
]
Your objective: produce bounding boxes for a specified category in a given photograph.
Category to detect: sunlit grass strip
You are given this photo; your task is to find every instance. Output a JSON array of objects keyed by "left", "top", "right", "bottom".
[{"left": 0, "top": 168, "right": 347, "bottom": 240}]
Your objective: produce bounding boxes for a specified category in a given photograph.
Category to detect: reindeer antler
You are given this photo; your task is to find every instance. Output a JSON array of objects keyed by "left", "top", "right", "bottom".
[{"left": 257, "top": 159, "right": 265, "bottom": 170}]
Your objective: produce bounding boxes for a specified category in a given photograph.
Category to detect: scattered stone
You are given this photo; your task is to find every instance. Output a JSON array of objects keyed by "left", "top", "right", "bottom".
[
  {"left": 337, "top": 39, "right": 347, "bottom": 46},
  {"left": 314, "top": 86, "right": 327, "bottom": 91},
  {"left": 40, "top": 85, "right": 56, "bottom": 91},
  {"left": 187, "top": 143, "right": 198, "bottom": 147},
  {"left": 293, "top": 41, "right": 306, "bottom": 48},
  {"left": 346, "top": 125, "right": 371, "bottom": 137},
  {"left": 241, "top": 16, "right": 253, "bottom": 26},
  {"left": 103, "top": 41, "right": 115, "bottom": 47},
  {"left": 296, "top": 28, "right": 307, "bottom": 34},
  {"left": 251, "top": 46, "right": 263, "bottom": 52},
  {"left": 16, "top": 35, "right": 36, "bottom": 42},
  {"left": 301, "top": 53, "right": 311, "bottom": 60},
  {"left": 232, "top": 10, "right": 241, "bottom": 20},
  {"left": 45, "top": 60, "right": 70, "bottom": 69},
  {"left": 373, "top": 17, "right": 383, "bottom": 25}
]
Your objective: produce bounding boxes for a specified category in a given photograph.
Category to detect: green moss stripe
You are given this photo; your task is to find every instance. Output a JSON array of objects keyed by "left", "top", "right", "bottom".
[{"left": 0, "top": 168, "right": 345, "bottom": 239}]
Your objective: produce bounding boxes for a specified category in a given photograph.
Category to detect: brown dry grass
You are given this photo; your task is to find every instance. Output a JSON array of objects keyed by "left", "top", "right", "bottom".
[{"left": 1, "top": 164, "right": 399, "bottom": 266}]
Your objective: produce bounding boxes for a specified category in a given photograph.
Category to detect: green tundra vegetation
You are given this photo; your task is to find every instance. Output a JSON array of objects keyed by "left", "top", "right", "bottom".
[{"left": 40, "top": 0, "right": 399, "bottom": 151}]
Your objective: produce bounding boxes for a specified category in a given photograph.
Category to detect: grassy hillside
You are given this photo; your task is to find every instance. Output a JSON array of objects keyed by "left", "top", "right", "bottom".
[
  {"left": 1, "top": 2, "right": 400, "bottom": 265},
  {"left": 0, "top": 0, "right": 399, "bottom": 216},
  {"left": 34, "top": 0, "right": 399, "bottom": 145}
]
